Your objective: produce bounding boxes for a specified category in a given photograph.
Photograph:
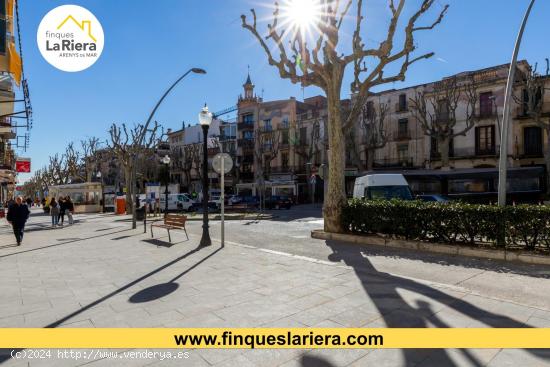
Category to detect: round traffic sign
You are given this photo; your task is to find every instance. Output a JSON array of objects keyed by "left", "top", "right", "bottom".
[{"left": 212, "top": 153, "right": 233, "bottom": 174}]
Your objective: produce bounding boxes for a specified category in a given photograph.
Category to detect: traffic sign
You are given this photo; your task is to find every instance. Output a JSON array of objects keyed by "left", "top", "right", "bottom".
[{"left": 212, "top": 153, "right": 233, "bottom": 174}]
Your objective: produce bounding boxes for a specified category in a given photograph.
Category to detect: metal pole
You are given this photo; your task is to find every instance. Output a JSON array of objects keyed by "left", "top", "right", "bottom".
[
  {"left": 200, "top": 125, "right": 212, "bottom": 247},
  {"left": 498, "top": 0, "right": 536, "bottom": 206},
  {"left": 164, "top": 170, "right": 169, "bottom": 217},
  {"left": 221, "top": 157, "right": 225, "bottom": 246}
]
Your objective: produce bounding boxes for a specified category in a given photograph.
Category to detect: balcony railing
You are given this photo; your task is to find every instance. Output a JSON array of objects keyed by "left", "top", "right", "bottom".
[
  {"left": 373, "top": 158, "right": 415, "bottom": 169},
  {"left": 237, "top": 122, "right": 255, "bottom": 130},
  {"left": 476, "top": 106, "right": 497, "bottom": 119},
  {"left": 430, "top": 147, "right": 498, "bottom": 160},
  {"left": 395, "top": 103, "right": 408, "bottom": 113},
  {"left": 391, "top": 130, "right": 411, "bottom": 141}
]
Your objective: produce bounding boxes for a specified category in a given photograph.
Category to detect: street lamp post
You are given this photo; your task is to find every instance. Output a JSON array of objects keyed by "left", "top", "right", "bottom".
[
  {"left": 199, "top": 105, "right": 213, "bottom": 247},
  {"left": 96, "top": 171, "right": 104, "bottom": 213},
  {"left": 129, "top": 67, "right": 207, "bottom": 229},
  {"left": 161, "top": 155, "right": 171, "bottom": 216},
  {"left": 498, "top": 0, "right": 536, "bottom": 206}
]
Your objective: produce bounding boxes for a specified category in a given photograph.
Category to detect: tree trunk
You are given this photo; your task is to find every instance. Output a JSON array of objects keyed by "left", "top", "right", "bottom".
[
  {"left": 439, "top": 136, "right": 451, "bottom": 169},
  {"left": 545, "top": 131, "right": 550, "bottom": 195},
  {"left": 124, "top": 166, "right": 132, "bottom": 213},
  {"left": 366, "top": 148, "right": 375, "bottom": 171},
  {"left": 323, "top": 84, "right": 347, "bottom": 233}
]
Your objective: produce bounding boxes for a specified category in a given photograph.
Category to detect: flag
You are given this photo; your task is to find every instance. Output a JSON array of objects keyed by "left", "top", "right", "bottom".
[{"left": 8, "top": 41, "right": 21, "bottom": 86}]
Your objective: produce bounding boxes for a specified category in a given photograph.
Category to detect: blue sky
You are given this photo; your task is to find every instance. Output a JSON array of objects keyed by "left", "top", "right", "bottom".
[{"left": 16, "top": 0, "right": 550, "bottom": 181}]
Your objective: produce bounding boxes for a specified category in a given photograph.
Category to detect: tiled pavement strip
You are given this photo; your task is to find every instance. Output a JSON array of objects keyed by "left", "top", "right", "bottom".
[{"left": 0, "top": 210, "right": 549, "bottom": 366}]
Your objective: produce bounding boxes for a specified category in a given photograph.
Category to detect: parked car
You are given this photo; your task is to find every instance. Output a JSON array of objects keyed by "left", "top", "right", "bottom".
[
  {"left": 227, "top": 195, "right": 259, "bottom": 209},
  {"left": 159, "top": 194, "right": 195, "bottom": 212},
  {"left": 417, "top": 194, "right": 451, "bottom": 203},
  {"left": 265, "top": 195, "right": 293, "bottom": 210},
  {"left": 0, "top": 203, "right": 4, "bottom": 219},
  {"left": 353, "top": 174, "right": 414, "bottom": 201}
]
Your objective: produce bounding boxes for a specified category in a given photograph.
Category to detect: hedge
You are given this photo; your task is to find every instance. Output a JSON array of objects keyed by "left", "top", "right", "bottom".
[{"left": 342, "top": 199, "right": 550, "bottom": 251}]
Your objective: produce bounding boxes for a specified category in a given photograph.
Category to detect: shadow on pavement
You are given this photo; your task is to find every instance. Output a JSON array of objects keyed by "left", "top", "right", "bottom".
[
  {"left": 326, "top": 238, "right": 550, "bottom": 280},
  {"left": 325, "top": 239, "right": 550, "bottom": 366},
  {"left": 300, "top": 355, "right": 336, "bottom": 367},
  {"left": 0, "top": 243, "right": 224, "bottom": 364},
  {"left": 0, "top": 228, "right": 133, "bottom": 259},
  {"left": 129, "top": 244, "right": 224, "bottom": 303}
]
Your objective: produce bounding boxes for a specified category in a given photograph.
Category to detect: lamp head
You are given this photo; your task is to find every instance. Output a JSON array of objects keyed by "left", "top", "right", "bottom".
[
  {"left": 199, "top": 104, "right": 213, "bottom": 126},
  {"left": 191, "top": 68, "right": 207, "bottom": 74}
]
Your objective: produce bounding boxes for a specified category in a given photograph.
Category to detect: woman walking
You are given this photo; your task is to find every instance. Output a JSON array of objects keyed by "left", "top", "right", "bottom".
[
  {"left": 66, "top": 196, "right": 74, "bottom": 225},
  {"left": 58, "top": 197, "right": 66, "bottom": 227},
  {"left": 50, "top": 198, "right": 60, "bottom": 227}
]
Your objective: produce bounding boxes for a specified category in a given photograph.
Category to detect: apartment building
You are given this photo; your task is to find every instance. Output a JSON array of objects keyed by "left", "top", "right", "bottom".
[
  {"left": 235, "top": 73, "right": 330, "bottom": 202},
  {"left": 355, "top": 61, "right": 548, "bottom": 201}
]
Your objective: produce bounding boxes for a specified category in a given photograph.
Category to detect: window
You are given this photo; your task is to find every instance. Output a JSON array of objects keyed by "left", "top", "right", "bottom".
[
  {"left": 397, "top": 144, "right": 409, "bottom": 163},
  {"left": 524, "top": 126, "right": 543, "bottom": 157},
  {"left": 282, "top": 130, "right": 289, "bottom": 144},
  {"left": 431, "top": 136, "right": 454, "bottom": 158},
  {"left": 437, "top": 99, "right": 449, "bottom": 123},
  {"left": 263, "top": 119, "right": 272, "bottom": 132},
  {"left": 398, "top": 94, "right": 407, "bottom": 111},
  {"left": 475, "top": 125, "right": 495, "bottom": 155},
  {"left": 282, "top": 117, "right": 289, "bottom": 129},
  {"left": 243, "top": 114, "right": 254, "bottom": 125},
  {"left": 479, "top": 92, "right": 493, "bottom": 118},
  {"left": 365, "top": 101, "right": 374, "bottom": 119},
  {"left": 300, "top": 127, "right": 307, "bottom": 145},
  {"left": 398, "top": 119, "right": 409, "bottom": 139},
  {"left": 281, "top": 152, "right": 289, "bottom": 169},
  {"left": 243, "top": 130, "right": 254, "bottom": 140}
]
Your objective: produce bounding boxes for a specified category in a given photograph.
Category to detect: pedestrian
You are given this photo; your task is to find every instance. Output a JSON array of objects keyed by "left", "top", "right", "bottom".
[
  {"left": 41, "top": 198, "right": 46, "bottom": 207},
  {"left": 49, "top": 198, "right": 60, "bottom": 227},
  {"left": 6, "top": 196, "right": 30, "bottom": 246},
  {"left": 58, "top": 197, "right": 66, "bottom": 227},
  {"left": 25, "top": 197, "right": 32, "bottom": 208},
  {"left": 65, "top": 196, "right": 74, "bottom": 225}
]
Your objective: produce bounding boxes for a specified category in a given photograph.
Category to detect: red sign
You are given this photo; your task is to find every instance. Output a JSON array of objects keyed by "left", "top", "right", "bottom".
[{"left": 15, "top": 158, "right": 31, "bottom": 173}]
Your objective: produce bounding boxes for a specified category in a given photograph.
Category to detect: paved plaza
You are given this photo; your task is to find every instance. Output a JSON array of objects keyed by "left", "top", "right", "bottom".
[{"left": 0, "top": 207, "right": 550, "bottom": 366}]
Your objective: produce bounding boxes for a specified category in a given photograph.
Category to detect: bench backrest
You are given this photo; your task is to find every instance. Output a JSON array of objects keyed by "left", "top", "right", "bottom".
[{"left": 164, "top": 214, "right": 187, "bottom": 227}]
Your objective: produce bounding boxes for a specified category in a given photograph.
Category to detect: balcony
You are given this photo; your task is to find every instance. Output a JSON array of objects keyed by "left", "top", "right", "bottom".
[
  {"left": 476, "top": 106, "right": 497, "bottom": 120},
  {"left": 395, "top": 103, "right": 408, "bottom": 113},
  {"left": 430, "top": 147, "right": 497, "bottom": 160},
  {"left": 374, "top": 158, "right": 415, "bottom": 169},
  {"left": 237, "top": 122, "right": 255, "bottom": 130},
  {"left": 391, "top": 130, "right": 411, "bottom": 141}
]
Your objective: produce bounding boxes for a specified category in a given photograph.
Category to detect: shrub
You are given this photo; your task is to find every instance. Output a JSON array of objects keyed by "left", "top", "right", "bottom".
[{"left": 342, "top": 199, "right": 550, "bottom": 252}]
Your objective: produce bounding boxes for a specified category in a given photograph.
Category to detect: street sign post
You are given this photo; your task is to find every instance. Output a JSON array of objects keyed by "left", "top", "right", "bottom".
[{"left": 212, "top": 153, "right": 233, "bottom": 246}]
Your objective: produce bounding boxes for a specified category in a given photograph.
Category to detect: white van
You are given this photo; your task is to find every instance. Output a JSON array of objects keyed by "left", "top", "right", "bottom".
[
  {"left": 159, "top": 193, "right": 195, "bottom": 211},
  {"left": 353, "top": 174, "right": 414, "bottom": 200}
]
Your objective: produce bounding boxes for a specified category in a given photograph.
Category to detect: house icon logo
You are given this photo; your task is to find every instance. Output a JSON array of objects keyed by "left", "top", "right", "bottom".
[{"left": 37, "top": 5, "right": 104, "bottom": 72}]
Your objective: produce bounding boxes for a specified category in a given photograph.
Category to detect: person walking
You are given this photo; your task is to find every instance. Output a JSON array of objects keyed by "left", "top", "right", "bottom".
[
  {"left": 6, "top": 196, "right": 30, "bottom": 246},
  {"left": 49, "top": 198, "right": 60, "bottom": 227},
  {"left": 25, "top": 197, "right": 32, "bottom": 208},
  {"left": 65, "top": 196, "right": 74, "bottom": 225},
  {"left": 58, "top": 197, "right": 66, "bottom": 227}
]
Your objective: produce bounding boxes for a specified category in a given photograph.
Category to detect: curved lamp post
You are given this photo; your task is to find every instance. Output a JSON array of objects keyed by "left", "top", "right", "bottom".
[
  {"left": 498, "top": 0, "right": 536, "bottom": 206},
  {"left": 129, "top": 67, "right": 206, "bottom": 229},
  {"left": 161, "top": 155, "right": 171, "bottom": 216},
  {"left": 199, "top": 105, "right": 213, "bottom": 247}
]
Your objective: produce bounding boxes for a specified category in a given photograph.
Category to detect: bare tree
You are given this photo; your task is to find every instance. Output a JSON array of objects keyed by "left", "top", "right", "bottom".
[
  {"left": 516, "top": 59, "right": 550, "bottom": 192},
  {"left": 242, "top": 0, "right": 448, "bottom": 232},
  {"left": 81, "top": 136, "right": 101, "bottom": 182},
  {"left": 410, "top": 77, "right": 478, "bottom": 169},
  {"left": 254, "top": 128, "right": 281, "bottom": 208},
  {"left": 47, "top": 153, "right": 70, "bottom": 185},
  {"left": 107, "top": 121, "right": 162, "bottom": 229},
  {"left": 361, "top": 100, "right": 389, "bottom": 171}
]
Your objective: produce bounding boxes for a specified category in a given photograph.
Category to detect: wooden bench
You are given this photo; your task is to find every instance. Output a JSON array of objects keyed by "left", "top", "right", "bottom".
[{"left": 150, "top": 214, "right": 188, "bottom": 243}]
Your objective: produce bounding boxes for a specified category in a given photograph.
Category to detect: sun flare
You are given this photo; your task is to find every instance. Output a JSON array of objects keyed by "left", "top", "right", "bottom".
[{"left": 281, "top": 0, "right": 322, "bottom": 35}]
